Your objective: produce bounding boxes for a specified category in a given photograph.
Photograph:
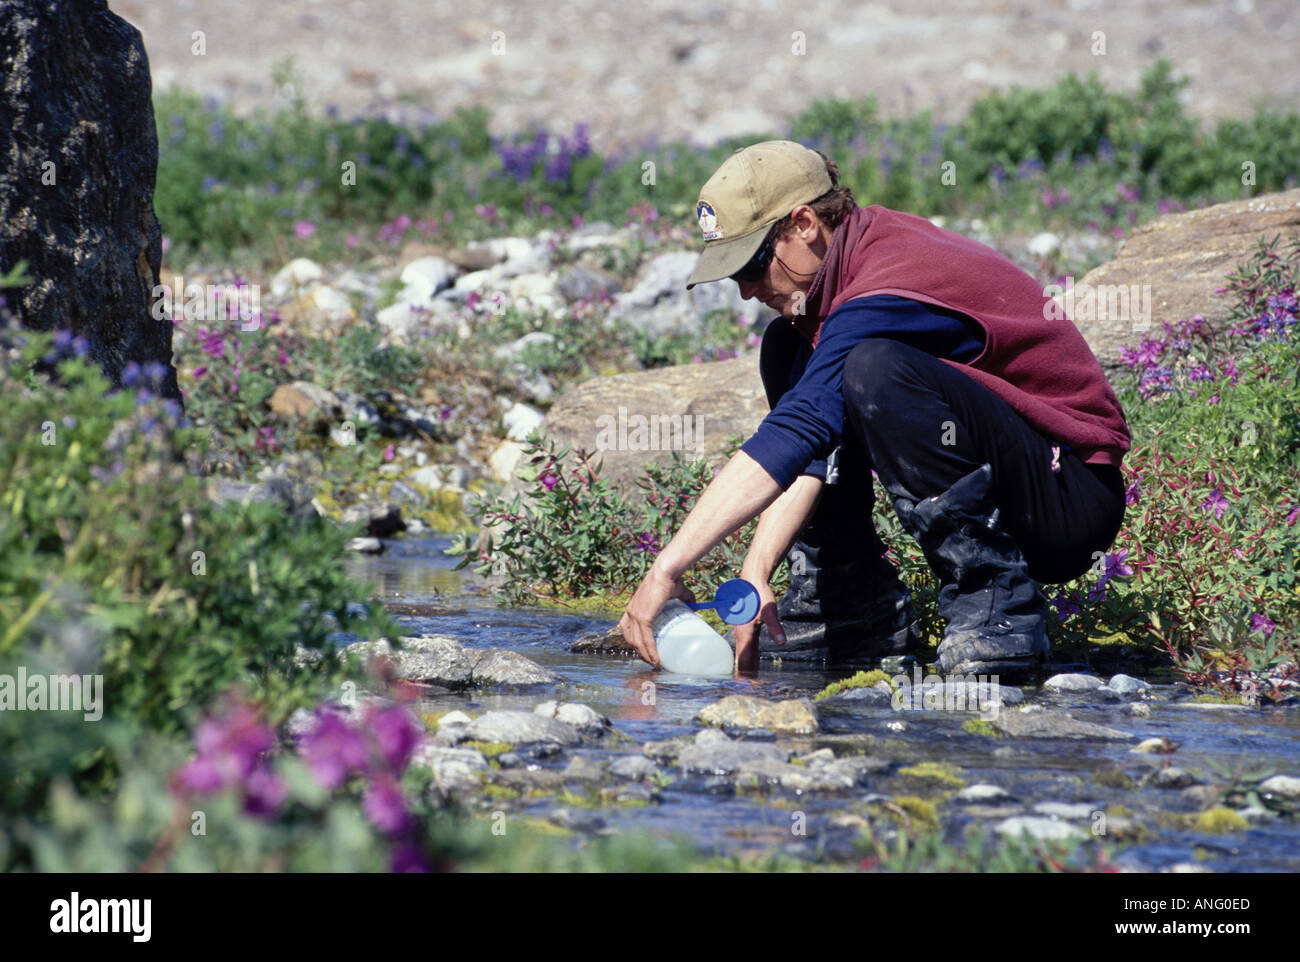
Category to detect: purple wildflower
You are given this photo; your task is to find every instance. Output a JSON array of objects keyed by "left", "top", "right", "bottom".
[
  {"left": 1103, "top": 549, "right": 1134, "bottom": 579},
  {"left": 362, "top": 774, "right": 411, "bottom": 836},
  {"left": 1250, "top": 613, "right": 1276, "bottom": 636},
  {"left": 174, "top": 755, "right": 225, "bottom": 795},
  {"left": 172, "top": 700, "right": 282, "bottom": 818},
  {"left": 1200, "top": 488, "right": 1230, "bottom": 521},
  {"left": 368, "top": 706, "right": 421, "bottom": 773},
  {"left": 1052, "top": 592, "right": 1081, "bottom": 620},
  {"left": 198, "top": 327, "right": 226, "bottom": 358},
  {"left": 299, "top": 711, "right": 371, "bottom": 790},
  {"left": 242, "top": 768, "right": 288, "bottom": 816},
  {"left": 390, "top": 843, "right": 432, "bottom": 873}
]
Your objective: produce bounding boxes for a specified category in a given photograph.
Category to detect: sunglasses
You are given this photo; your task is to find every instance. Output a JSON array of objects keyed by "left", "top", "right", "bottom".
[{"left": 730, "top": 229, "right": 777, "bottom": 283}]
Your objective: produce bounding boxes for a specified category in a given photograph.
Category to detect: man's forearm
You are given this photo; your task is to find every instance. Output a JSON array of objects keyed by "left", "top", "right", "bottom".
[
  {"left": 742, "top": 474, "right": 824, "bottom": 579},
  {"left": 651, "top": 451, "right": 784, "bottom": 582}
]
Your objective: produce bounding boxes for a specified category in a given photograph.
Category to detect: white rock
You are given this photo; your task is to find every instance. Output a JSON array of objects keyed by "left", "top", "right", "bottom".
[
  {"left": 489, "top": 440, "right": 526, "bottom": 482},
  {"left": 507, "top": 272, "right": 559, "bottom": 311},
  {"left": 1259, "top": 775, "right": 1300, "bottom": 799},
  {"left": 376, "top": 301, "right": 419, "bottom": 341},
  {"left": 310, "top": 285, "right": 354, "bottom": 320},
  {"left": 480, "top": 237, "right": 536, "bottom": 263},
  {"left": 271, "top": 258, "right": 324, "bottom": 297},
  {"left": 454, "top": 269, "right": 497, "bottom": 293},
  {"left": 399, "top": 256, "right": 459, "bottom": 303},
  {"left": 408, "top": 465, "right": 464, "bottom": 492},
  {"left": 533, "top": 701, "right": 608, "bottom": 734},
  {"left": 1107, "top": 673, "right": 1151, "bottom": 694},
  {"left": 1026, "top": 231, "right": 1061, "bottom": 258},
  {"left": 955, "top": 784, "right": 1011, "bottom": 803},
  {"left": 995, "top": 816, "right": 1086, "bottom": 842},
  {"left": 1132, "top": 737, "right": 1170, "bottom": 754},
  {"left": 345, "top": 537, "right": 383, "bottom": 553},
  {"left": 437, "top": 710, "right": 474, "bottom": 729},
  {"left": 1043, "top": 673, "right": 1105, "bottom": 692},
  {"left": 503, "top": 402, "right": 544, "bottom": 442}
]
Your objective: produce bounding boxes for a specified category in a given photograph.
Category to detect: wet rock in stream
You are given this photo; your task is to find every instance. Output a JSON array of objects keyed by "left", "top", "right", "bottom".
[
  {"left": 609, "top": 755, "right": 660, "bottom": 780},
  {"left": 696, "top": 694, "right": 819, "bottom": 735},
  {"left": 568, "top": 626, "right": 636, "bottom": 656},
  {"left": 449, "top": 710, "right": 583, "bottom": 747},
  {"left": 348, "top": 635, "right": 561, "bottom": 689},
  {"left": 676, "top": 739, "right": 789, "bottom": 776},
  {"left": 989, "top": 710, "right": 1135, "bottom": 741}
]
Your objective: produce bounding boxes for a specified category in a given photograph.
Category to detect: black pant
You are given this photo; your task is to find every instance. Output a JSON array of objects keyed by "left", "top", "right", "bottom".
[{"left": 823, "top": 338, "right": 1126, "bottom": 585}]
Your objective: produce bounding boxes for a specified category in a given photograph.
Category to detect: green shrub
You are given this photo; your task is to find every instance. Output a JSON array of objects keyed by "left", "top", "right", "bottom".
[
  {"left": 449, "top": 434, "right": 764, "bottom": 606},
  {"left": 0, "top": 326, "right": 401, "bottom": 736},
  {"left": 153, "top": 60, "right": 1300, "bottom": 266}
]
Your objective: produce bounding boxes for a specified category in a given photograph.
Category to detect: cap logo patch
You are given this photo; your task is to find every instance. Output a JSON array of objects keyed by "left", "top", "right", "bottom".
[{"left": 696, "top": 201, "right": 723, "bottom": 241}]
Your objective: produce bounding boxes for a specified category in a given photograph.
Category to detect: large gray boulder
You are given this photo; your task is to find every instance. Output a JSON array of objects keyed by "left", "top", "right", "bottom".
[
  {"left": 541, "top": 349, "right": 768, "bottom": 494},
  {"left": 0, "top": 1, "right": 178, "bottom": 399}
]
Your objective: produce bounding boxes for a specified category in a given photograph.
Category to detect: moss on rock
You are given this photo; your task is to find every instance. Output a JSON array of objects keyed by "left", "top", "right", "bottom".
[{"left": 813, "top": 670, "right": 892, "bottom": 702}]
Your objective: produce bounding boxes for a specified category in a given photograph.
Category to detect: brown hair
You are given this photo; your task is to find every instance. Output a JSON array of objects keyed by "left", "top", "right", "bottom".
[{"left": 771, "top": 150, "right": 856, "bottom": 239}]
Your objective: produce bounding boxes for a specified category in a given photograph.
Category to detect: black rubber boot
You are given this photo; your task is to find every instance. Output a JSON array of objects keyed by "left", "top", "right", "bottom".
[
  {"left": 753, "top": 540, "right": 921, "bottom": 663},
  {"left": 889, "top": 462, "right": 1049, "bottom": 681},
  {"left": 731, "top": 480, "right": 923, "bottom": 664}
]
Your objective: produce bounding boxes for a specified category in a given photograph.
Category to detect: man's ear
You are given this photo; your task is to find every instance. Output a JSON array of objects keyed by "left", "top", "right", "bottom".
[{"left": 793, "top": 204, "right": 820, "bottom": 241}]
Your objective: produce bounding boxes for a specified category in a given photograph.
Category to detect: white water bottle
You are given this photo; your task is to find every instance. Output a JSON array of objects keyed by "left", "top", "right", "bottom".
[{"left": 651, "top": 599, "right": 735, "bottom": 676}]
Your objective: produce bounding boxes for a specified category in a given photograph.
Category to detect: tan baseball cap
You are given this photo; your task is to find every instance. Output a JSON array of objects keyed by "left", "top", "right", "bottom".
[{"left": 685, "top": 140, "right": 833, "bottom": 290}]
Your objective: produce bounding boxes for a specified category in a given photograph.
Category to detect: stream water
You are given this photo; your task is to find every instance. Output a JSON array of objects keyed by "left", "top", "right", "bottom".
[{"left": 342, "top": 535, "right": 1300, "bottom": 871}]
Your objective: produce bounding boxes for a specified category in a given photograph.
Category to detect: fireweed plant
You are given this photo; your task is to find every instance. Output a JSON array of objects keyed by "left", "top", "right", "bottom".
[
  {"left": 1077, "top": 235, "right": 1300, "bottom": 700},
  {"left": 457, "top": 241, "right": 1300, "bottom": 699},
  {"left": 448, "top": 436, "right": 763, "bottom": 608}
]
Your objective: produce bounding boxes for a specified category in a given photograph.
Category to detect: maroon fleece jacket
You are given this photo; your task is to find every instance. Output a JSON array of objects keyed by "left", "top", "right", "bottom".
[{"left": 799, "top": 205, "right": 1131, "bottom": 466}]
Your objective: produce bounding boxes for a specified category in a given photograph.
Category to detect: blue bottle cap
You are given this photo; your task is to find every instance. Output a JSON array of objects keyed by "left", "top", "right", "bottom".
[{"left": 712, "top": 578, "right": 761, "bottom": 625}]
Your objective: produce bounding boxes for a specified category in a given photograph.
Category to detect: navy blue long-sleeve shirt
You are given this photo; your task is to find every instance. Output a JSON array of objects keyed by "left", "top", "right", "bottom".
[{"left": 742, "top": 294, "right": 986, "bottom": 488}]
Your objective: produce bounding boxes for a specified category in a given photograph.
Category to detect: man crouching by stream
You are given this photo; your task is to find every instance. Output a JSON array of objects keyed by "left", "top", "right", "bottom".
[{"left": 617, "top": 141, "right": 1130, "bottom": 683}]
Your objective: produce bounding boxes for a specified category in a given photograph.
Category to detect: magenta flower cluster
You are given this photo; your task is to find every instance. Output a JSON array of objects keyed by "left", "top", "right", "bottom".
[
  {"left": 298, "top": 703, "right": 424, "bottom": 850},
  {"left": 171, "top": 698, "right": 430, "bottom": 871},
  {"left": 171, "top": 700, "right": 286, "bottom": 817}
]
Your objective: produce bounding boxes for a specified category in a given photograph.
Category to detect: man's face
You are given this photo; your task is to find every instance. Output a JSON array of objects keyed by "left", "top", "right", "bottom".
[{"left": 734, "top": 218, "right": 824, "bottom": 318}]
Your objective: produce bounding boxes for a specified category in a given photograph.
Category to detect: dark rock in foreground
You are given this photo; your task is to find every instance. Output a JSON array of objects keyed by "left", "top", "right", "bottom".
[{"left": 0, "top": 0, "right": 178, "bottom": 399}]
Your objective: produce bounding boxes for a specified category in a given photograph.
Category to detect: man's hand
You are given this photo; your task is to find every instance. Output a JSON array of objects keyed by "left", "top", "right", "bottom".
[
  {"left": 732, "top": 475, "right": 824, "bottom": 671},
  {"left": 734, "top": 575, "right": 782, "bottom": 672},
  {"left": 618, "top": 566, "right": 696, "bottom": 668}
]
